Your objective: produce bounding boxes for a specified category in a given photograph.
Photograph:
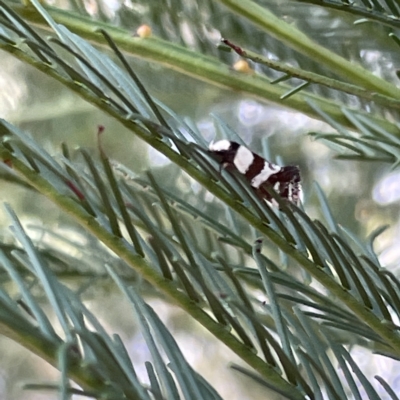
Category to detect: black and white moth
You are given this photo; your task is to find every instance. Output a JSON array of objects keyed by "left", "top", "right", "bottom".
[{"left": 208, "top": 140, "right": 301, "bottom": 205}]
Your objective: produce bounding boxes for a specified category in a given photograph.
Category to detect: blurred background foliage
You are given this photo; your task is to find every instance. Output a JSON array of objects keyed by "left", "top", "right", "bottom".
[{"left": 1, "top": 0, "right": 400, "bottom": 399}]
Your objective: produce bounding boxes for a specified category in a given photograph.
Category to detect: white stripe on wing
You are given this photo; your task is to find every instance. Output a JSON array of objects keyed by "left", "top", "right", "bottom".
[
  {"left": 233, "top": 146, "right": 254, "bottom": 174},
  {"left": 251, "top": 163, "right": 280, "bottom": 188}
]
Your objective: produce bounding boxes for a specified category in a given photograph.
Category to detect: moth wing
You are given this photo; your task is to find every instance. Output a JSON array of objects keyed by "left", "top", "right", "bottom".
[{"left": 258, "top": 165, "right": 301, "bottom": 204}]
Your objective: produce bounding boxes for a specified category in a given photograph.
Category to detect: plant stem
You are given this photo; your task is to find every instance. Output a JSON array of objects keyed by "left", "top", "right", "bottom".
[{"left": 217, "top": 0, "right": 400, "bottom": 98}]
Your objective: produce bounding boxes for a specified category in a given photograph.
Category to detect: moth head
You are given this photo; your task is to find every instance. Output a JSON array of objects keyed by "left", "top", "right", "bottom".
[
  {"left": 208, "top": 140, "right": 240, "bottom": 163},
  {"left": 208, "top": 139, "right": 232, "bottom": 152}
]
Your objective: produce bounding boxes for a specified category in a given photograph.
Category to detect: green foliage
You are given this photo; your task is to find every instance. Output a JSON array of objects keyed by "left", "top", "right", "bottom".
[{"left": 0, "top": 0, "right": 400, "bottom": 399}]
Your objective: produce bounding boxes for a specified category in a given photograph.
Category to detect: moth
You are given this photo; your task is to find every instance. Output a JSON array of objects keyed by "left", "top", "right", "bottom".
[{"left": 208, "top": 140, "right": 301, "bottom": 205}]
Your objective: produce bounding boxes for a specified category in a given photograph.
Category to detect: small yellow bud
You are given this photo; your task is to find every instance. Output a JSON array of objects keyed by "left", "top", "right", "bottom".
[
  {"left": 136, "top": 25, "right": 152, "bottom": 38},
  {"left": 233, "top": 60, "right": 253, "bottom": 74}
]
